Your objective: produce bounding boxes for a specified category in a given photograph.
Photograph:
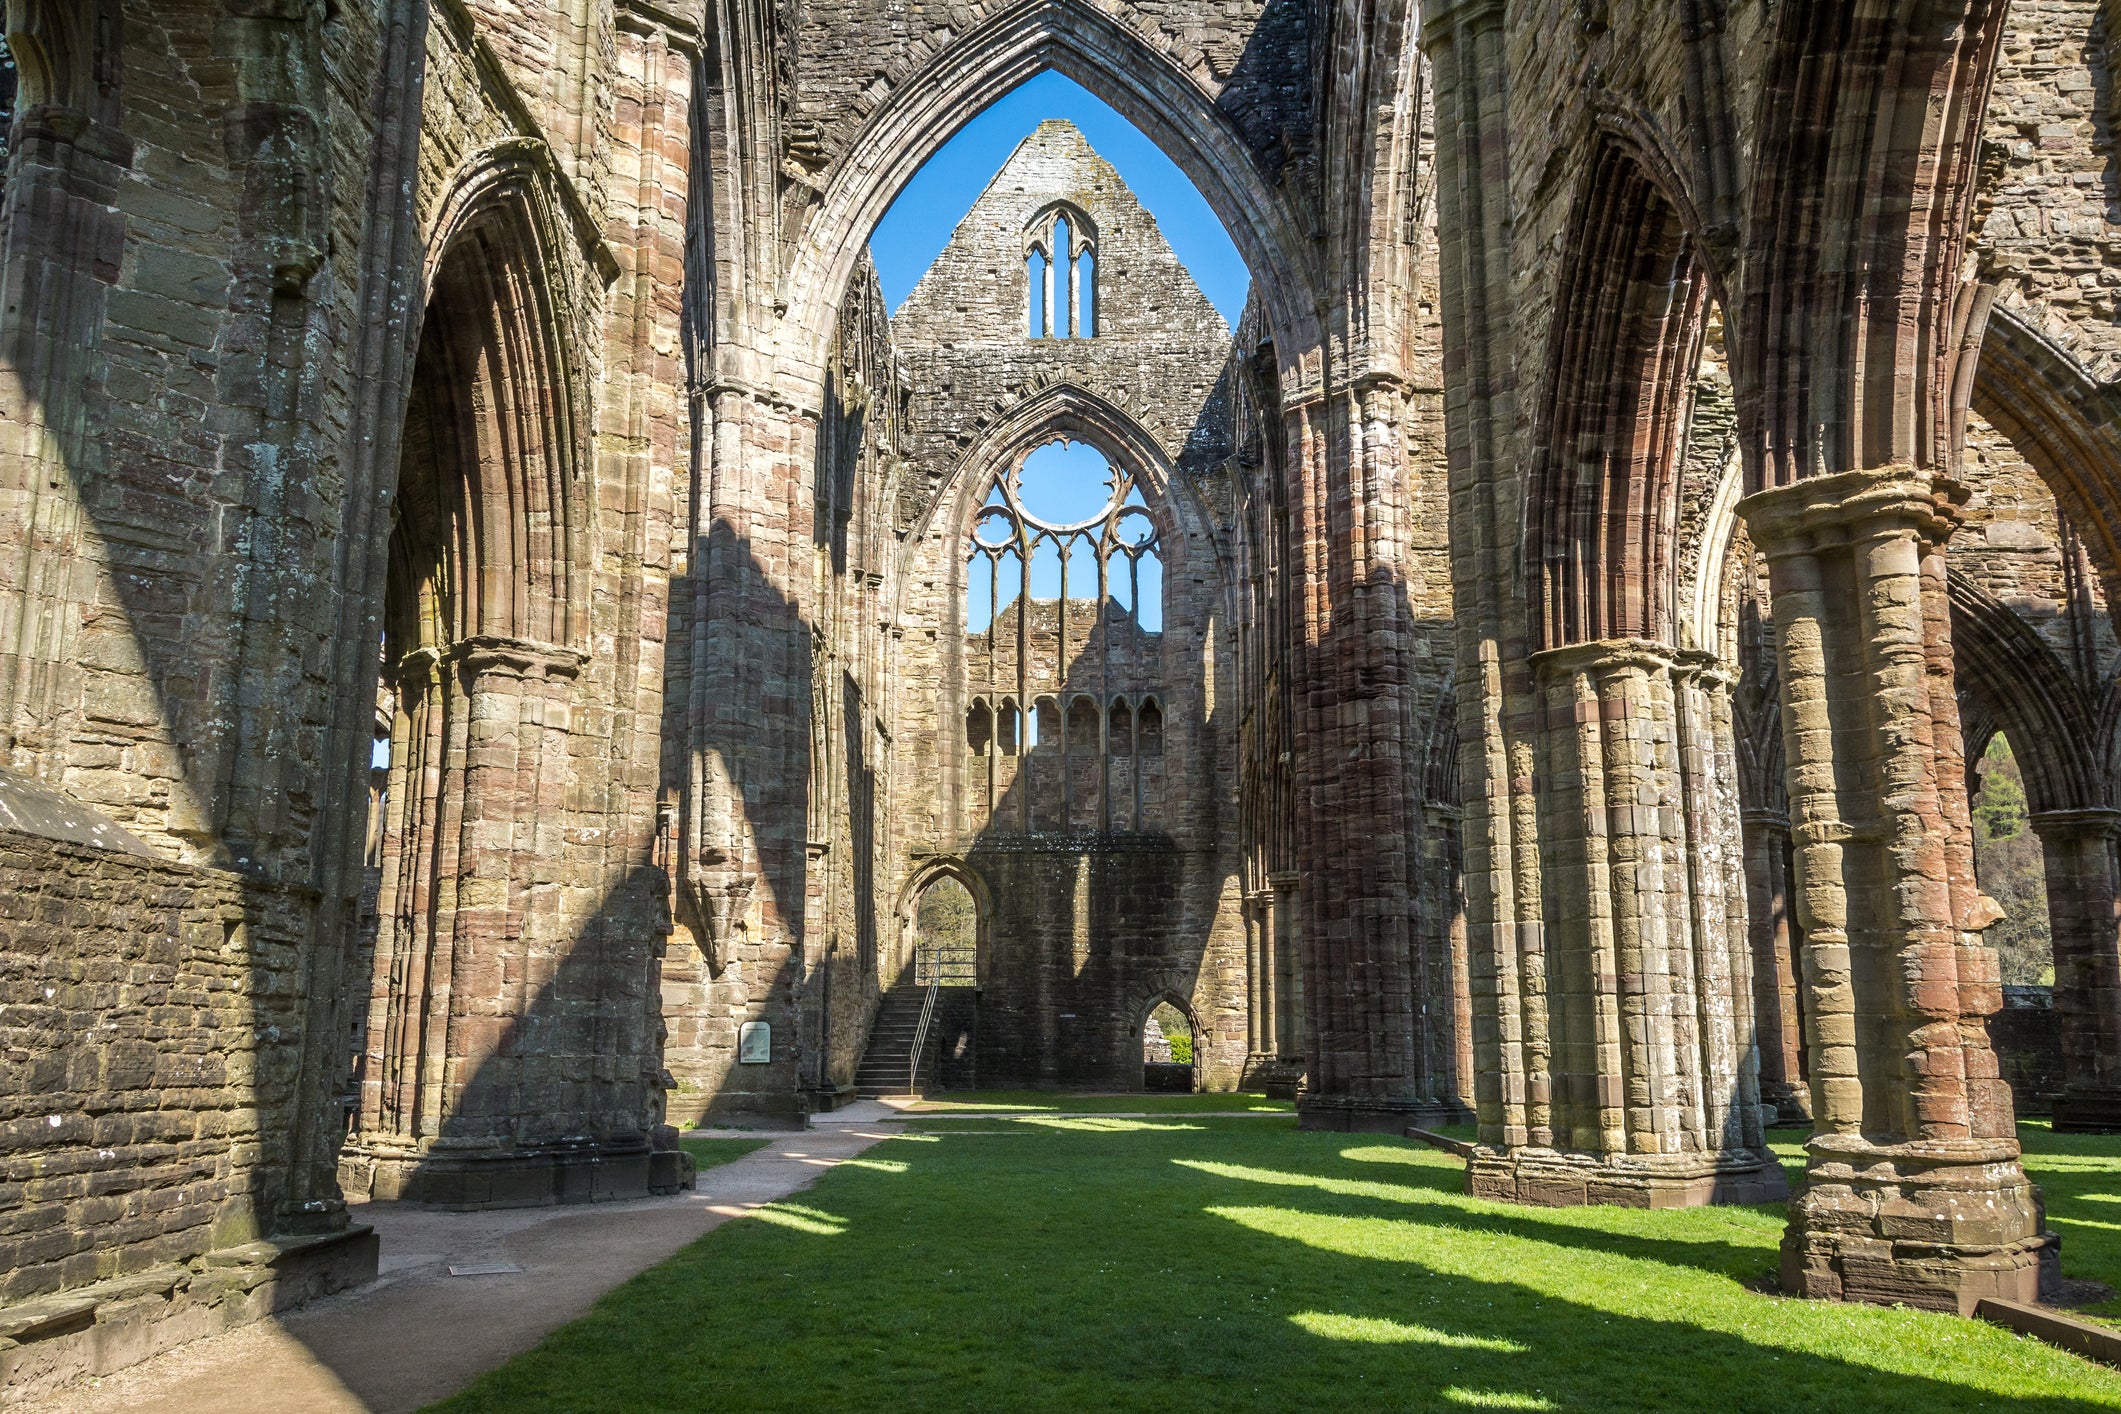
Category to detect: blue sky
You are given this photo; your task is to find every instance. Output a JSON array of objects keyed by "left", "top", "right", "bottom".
[{"left": 867, "top": 70, "right": 1249, "bottom": 324}]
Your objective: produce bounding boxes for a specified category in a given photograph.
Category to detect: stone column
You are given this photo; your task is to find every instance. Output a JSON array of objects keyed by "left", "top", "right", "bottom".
[
  {"left": 2030, "top": 808, "right": 2121, "bottom": 1131},
  {"left": 1270, "top": 869, "right": 1303, "bottom": 1063},
  {"left": 1741, "top": 467, "right": 2053, "bottom": 1314},
  {"left": 345, "top": 637, "right": 620, "bottom": 1206},
  {"left": 1742, "top": 807, "right": 1811, "bottom": 1122},
  {"left": 1417, "top": 801, "right": 1475, "bottom": 1120},
  {"left": 1257, "top": 885, "right": 1281, "bottom": 1058},
  {"left": 1244, "top": 890, "right": 1267, "bottom": 1056},
  {"left": 1465, "top": 639, "right": 1781, "bottom": 1206}
]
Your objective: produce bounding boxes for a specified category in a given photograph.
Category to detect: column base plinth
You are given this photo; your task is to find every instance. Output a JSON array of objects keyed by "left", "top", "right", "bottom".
[
  {"left": 1241, "top": 1053, "right": 1308, "bottom": 1100},
  {"left": 1297, "top": 1093, "right": 1469, "bottom": 1133},
  {"left": 1465, "top": 1146, "right": 1790, "bottom": 1209},
  {"left": 1780, "top": 1134, "right": 2058, "bottom": 1314}
]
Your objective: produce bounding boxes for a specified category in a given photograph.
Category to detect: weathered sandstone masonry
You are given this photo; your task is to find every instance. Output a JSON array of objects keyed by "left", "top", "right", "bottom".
[
  {"left": 888, "top": 122, "right": 1249, "bottom": 1091},
  {"left": 25, "top": 0, "right": 2121, "bottom": 1393},
  {"left": 1419, "top": 0, "right": 2084, "bottom": 1311},
  {"left": 1742, "top": 471, "right": 2053, "bottom": 1310}
]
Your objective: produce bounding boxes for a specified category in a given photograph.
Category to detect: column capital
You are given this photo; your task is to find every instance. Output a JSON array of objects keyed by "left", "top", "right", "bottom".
[
  {"left": 1737, "top": 467, "right": 1968, "bottom": 560},
  {"left": 1527, "top": 636, "right": 1675, "bottom": 684},
  {"left": 2029, "top": 807, "right": 2121, "bottom": 840},
  {"left": 450, "top": 635, "right": 588, "bottom": 682},
  {"left": 1267, "top": 870, "right": 1300, "bottom": 895},
  {"left": 392, "top": 645, "right": 443, "bottom": 687}
]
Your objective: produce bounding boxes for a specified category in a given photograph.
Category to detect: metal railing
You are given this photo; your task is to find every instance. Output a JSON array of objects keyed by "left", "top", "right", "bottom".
[
  {"left": 905, "top": 946, "right": 975, "bottom": 1095},
  {"left": 914, "top": 944, "right": 976, "bottom": 985}
]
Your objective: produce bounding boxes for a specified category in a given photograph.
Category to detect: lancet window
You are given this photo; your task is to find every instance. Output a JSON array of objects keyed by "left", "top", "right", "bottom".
[{"left": 1026, "top": 204, "right": 1096, "bottom": 339}]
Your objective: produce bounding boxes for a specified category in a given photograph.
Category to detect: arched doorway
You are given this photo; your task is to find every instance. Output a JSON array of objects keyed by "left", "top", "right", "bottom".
[
  {"left": 858, "top": 864, "right": 988, "bottom": 1096},
  {"left": 1142, "top": 999, "right": 1197, "bottom": 1093}
]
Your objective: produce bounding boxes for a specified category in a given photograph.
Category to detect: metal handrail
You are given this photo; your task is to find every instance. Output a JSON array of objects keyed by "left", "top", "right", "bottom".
[
  {"left": 914, "top": 944, "right": 976, "bottom": 985},
  {"left": 907, "top": 973, "right": 940, "bottom": 1096},
  {"left": 904, "top": 945, "right": 974, "bottom": 1095}
]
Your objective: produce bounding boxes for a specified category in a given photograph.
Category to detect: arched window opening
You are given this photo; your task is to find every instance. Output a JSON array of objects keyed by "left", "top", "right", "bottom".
[
  {"left": 996, "top": 699, "right": 1021, "bottom": 755},
  {"left": 1143, "top": 1001, "right": 1195, "bottom": 1091},
  {"left": 1025, "top": 203, "right": 1096, "bottom": 340},
  {"left": 1973, "top": 733, "right": 2054, "bottom": 988},
  {"left": 967, "top": 699, "right": 993, "bottom": 756},
  {"left": 1029, "top": 535, "right": 1063, "bottom": 603},
  {"left": 1067, "top": 695, "right": 1100, "bottom": 748},
  {"left": 1132, "top": 546, "right": 1163, "bottom": 633},
  {"left": 1054, "top": 214, "right": 1074, "bottom": 335},
  {"left": 959, "top": 430, "right": 1172, "bottom": 836},
  {"left": 1066, "top": 536, "right": 1099, "bottom": 602},
  {"left": 1138, "top": 698, "right": 1163, "bottom": 756},
  {"left": 994, "top": 548, "right": 1021, "bottom": 620}
]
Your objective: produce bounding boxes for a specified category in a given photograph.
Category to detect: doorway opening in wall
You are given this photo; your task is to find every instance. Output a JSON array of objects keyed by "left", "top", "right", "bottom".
[
  {"left": 1143, "top": 1001, "right": 1196, "bottom": 1092},
  {"left": 1973, "top": 732, "right": 2061, "bottom": 1114},
  {"left": 914, "top": 874, "right": 978, "bottom": 980},
  {"left": 1975, "top": 733, "right": 2056, "bottom": 988},
  {"left": 915, "top": 874, "right": 978, "bottom": 1088}
]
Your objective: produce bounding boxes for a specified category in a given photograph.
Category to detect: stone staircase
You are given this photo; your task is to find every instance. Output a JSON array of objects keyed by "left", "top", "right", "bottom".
[{"left": 855, "top": 981, "right": 938, "bottom": 1097}]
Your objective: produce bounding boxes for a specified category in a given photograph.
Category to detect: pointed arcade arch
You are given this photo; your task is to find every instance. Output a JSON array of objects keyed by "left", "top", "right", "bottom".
[{"left": 776, "top": 0, "right": 1321, "bottom": 394}]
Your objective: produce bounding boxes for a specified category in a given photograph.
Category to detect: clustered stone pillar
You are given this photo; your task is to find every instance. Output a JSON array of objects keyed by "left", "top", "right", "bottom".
[
  {"left": 1741, "top": 467, "right": 2055, "bottom": 1313},
  {"left": 0, "top": 35, "right": 130, "bottom": 781},
  {"left": 1465, "top": 639, "right": 1781, "bottom": 1205},
  {"left": 2029, "top": 807, "right": 2121, "bottom": 1131},
  {"left": 348, "top": 636, "right": 665, "bottom": 1205},
  {"left": 1269, "top": 870, "right": 1303, "bottom": 1061}
]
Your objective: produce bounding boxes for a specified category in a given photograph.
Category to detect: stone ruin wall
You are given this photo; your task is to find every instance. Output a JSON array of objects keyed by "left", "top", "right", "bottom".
[
  {"left": 887, "top": 122, "right": 1250, "bottom": 1090},
  {"left": 0, "top": 0, "right": 701, "bottom": 1338},
  {"left": 0, "top": 832, "right": 308, "bottom": 1300},
  {"left": 1979, "top": 0, "right": 2121, "bottom": 376},
  {"left": 660, "top": 256, "right": 907, "bottom": 1120}
]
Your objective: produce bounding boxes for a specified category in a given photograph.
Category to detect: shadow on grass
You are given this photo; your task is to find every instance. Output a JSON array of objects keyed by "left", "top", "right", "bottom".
[
  {"left": 2020, "top": 1120, "right": 2121, "bottom": 1322},
  {"left": 431, "top": 1120, "right": 2121, "bottom": 1413},
  {"left": 1177, "top": 1149, "right": 1781, "bottom": 1282}
]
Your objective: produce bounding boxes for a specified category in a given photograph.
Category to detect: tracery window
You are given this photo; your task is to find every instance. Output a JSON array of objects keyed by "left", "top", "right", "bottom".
[
  {"left": 1026, "top": 204, "right": 1096, "bottom": 338},
  {"left": 962, "top": 436, "right": 1166, "bottom": 832}
]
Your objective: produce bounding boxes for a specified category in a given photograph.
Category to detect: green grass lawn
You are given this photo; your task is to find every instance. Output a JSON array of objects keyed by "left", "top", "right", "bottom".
[
  {"left": 678, "top": 1135, "right": 770, "bottom": 1171},
  {"left": 436, "top": 1117, "right": 2121, "bottom": 1413},
  {"left": 907, "top": 1089, "right": 1293, "bottom": 1114}
]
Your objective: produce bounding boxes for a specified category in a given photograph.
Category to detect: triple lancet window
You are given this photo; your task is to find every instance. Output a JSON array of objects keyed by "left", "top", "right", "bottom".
[{"left": 1026, "top": 204, "right": 1096, "bottom": 339}]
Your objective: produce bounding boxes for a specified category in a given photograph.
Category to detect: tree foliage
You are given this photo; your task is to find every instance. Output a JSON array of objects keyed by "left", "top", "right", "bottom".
[{"left": 917, "top": 876, "right": 977, "bottom": 952}]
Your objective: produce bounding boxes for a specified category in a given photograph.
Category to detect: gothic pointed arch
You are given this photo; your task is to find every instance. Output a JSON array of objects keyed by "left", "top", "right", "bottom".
[
  {"left": 1737, "top": 0, "right": 2008, "bottom": 491},
  {"left": 350, "top": 168, "right": 604, "bottom": 1193},
  {"left": 1525, "top": 137, "right": 1708, "bottom": 649},
  {"left": 1948, "top": 572, "right": 2103, "bottom": 817},
  {"left": 1972, "top": 305, "right": 2121, "bottom": 608},
  {"left": 771, "top": 0, "right": 1322, "bottom": 388}
]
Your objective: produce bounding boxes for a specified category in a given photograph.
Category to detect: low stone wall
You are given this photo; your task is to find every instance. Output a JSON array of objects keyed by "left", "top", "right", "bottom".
[
  {"left": 1994, "top": 985, "right": 2063, "bottom": 1117},
  {"left": 0, "top": 826, "right": 376, "bottom": 1394}
]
